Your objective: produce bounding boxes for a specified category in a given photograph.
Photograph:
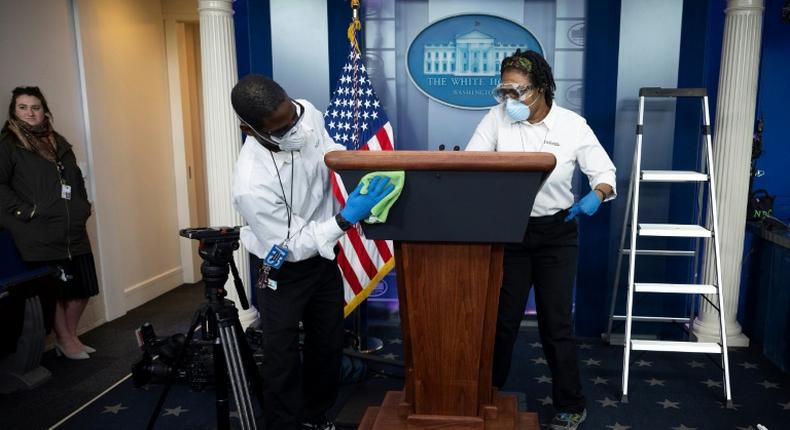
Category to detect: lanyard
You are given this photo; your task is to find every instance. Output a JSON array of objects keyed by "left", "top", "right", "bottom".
[{"left": 269, "top": 151, "right": 294, "bottom": 244}]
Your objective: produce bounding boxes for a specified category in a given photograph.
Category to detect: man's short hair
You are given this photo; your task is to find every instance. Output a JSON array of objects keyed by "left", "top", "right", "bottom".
[{"left": 231, "top": 74, "right": 287, "bottom": 130}]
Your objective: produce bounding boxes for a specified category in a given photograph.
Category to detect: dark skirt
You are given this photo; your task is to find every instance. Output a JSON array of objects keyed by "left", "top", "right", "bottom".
[{"left": 25, "top": 252, "right": 100, "bottom": 300}]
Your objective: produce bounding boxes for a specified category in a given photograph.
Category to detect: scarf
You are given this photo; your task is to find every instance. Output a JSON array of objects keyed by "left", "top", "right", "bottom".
[{"left": 5, "top": 116, "right": 58, "bottom": 163}]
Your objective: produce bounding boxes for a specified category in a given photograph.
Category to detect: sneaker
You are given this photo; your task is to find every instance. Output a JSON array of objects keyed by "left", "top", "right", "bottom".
[
  {"left": 301, "top": 420, "right": 336, "bottom": 430},
  {"left": 549, "top": 409, "right": 587, "bottom": 430}
]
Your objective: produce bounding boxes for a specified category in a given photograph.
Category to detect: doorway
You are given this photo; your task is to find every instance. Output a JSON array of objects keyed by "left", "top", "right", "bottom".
[{"left": 166, "top": 18, "right": 208, "bottom": 283}]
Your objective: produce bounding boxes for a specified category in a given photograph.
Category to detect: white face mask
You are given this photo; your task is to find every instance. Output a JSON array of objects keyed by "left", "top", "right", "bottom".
[{"left": 270, "top": 121, "right": 311, "bottom": 152}]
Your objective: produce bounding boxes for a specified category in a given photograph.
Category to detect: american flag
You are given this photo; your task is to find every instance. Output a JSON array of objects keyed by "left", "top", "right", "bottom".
[{"left": 325, "top": 44, "right": 395, "bottom": 317}]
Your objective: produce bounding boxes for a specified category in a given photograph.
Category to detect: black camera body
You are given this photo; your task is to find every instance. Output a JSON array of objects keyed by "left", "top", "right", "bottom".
[{"left": 132, "top": 322, "right": 215, "bottom": 391}]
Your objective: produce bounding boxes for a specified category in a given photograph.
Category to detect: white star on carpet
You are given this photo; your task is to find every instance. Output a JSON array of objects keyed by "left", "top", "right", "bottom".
[
  {"left": 590, "top": 376, "right": 609, "bottom": 385},
  {"left": 606, "top": 422, "right": 631, "bottom": 430},
  {"left": 529, "top": 342, "right": 542, "bottom": 348},
  {"left": 388, "top": 338, "right": 402, "bottom": 344},
  {"left": 537, "top": 395, "right": 552, "bottom": 406},
  {"left": 597, "top": 397, "right": 619, "bottom": 408},
  {"left": 380, "top": 353, "right": 398, "bottom": 360},
  {"left": 687, "top": 360, "right": 706, "bottom": 368},
  {"left": 583, "top": 358, "right": 601, "bottom": 366},
  {"left": 780, "top": 401, "right": 790, "bottom": 410},
  {"left": 757, "top": 379, "right": 779, "bottom": 389},
  {"left": 163, "top": 406, "right": 189, "bottom": 417},
  {"left": 738, "top": 361, "right": 758, "bottom": 369},
  {"left": 534, "top": 375, "right": 552, "bottom": 384},
  {"left": 657, "top": 399, "right": 680, "bottom": 409},
  {"left": 671, "top": 425, "right": 696, "bottom": 430},
  {"left": 644, "top": 377, "right": 665, "bottom": 386},
  {"left": 101, "top": 403, "right": 128, "bottom": 414},
  {"left": 531, "top": 357, "right": 547, "bottom": 365},
  {"left": 701, "top": 378, "right": 722, "bottom": 388},
  {"left": 635, "top": 359, "right": 652, "bottom": 367},
  {"left": 578, "top": 343, "right": 592, "bottom": 349}
]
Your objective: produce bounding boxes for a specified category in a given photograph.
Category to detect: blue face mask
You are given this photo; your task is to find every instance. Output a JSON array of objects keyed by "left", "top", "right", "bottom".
[{"left": 506, "top": 98, "right": 531, "bottom": 122}]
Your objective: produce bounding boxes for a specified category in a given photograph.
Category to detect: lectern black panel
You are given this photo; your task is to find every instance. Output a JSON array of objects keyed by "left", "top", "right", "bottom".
[{"left": 336, "top": 170, "right": 547, "bottom": 243}]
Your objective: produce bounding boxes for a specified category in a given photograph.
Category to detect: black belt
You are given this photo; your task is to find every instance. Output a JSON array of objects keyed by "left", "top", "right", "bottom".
[{"left": 529, "top": 208, "right": 571, "bottom": 224}]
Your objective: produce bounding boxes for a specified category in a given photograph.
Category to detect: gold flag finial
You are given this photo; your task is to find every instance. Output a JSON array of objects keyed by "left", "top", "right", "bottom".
[{"left": 347, "top": 0, "right": 362, "bottom": 54}]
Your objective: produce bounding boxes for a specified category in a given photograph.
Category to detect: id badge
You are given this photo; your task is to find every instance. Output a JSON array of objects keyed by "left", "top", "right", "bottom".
[
  {"left": 61, "top": 184, "right": 72, "bottom": 200},
  {"left": 256, "top": 264, "right": 279, "bottom": 291},
  {"left": 264, "top": 244, "right": 289, "bottom": 270}
]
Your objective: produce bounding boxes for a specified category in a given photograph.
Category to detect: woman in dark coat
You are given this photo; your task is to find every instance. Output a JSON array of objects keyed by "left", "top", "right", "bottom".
[{"left": 0, "top": 86, "right": 98, "bottom": 360}]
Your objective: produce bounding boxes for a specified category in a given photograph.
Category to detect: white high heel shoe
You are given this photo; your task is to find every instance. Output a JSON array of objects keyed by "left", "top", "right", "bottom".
[
  {"left": 81, "top": 345, "right": 96, "bottom": 353},
  {"left": 54, "top": 342, "right": 90, "bottom": 360}
]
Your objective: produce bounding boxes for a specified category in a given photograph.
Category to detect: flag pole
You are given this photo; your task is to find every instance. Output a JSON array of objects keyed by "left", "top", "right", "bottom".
[
  {"left": 345, "top": 0, "right": 385, "bottom": 355},
  {"left": 348, "top": 0, "right": 362, "bottom": 54}
]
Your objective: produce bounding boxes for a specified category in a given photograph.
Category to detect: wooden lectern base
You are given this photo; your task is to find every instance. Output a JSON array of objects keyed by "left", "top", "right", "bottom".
[{"left": 358, "top": 391, "right": 539, "bottom": 430}]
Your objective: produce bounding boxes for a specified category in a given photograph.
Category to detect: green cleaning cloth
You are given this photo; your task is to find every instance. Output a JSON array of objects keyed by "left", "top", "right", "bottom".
[{"left": 359, "top": 171, "right": 405, "bottom": 223}]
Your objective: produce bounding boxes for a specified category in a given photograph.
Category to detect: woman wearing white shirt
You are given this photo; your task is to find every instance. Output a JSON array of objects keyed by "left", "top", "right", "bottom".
[{"left": 466, "top": 50, "right": 616, "bottom": 430}]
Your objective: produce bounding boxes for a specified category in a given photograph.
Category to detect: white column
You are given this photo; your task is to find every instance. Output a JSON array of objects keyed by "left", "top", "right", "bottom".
[
  {"left": 198, "top": 0, "right": 258, "bottom": 327},
  {"left": 693, "top": 0, "right": 763, "bottom": 347}
]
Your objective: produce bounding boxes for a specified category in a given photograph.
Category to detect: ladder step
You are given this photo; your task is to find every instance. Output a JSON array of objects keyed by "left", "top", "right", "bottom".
[
  {"left": 641, "top": 170, "right": 708, "bottom": 182},
  {"left": 602, "top": 333, "right": 658, "bottom": 346},
  {"left": 620, "top": 249, "right": 695, "bottom": 257},
  {"left": 612, "top": 315, "right": 690, "bottom": 323},
  {"left": 634, "top": 283, "right": 718, "bottom": 295},
  {"left": 631, "top": 339, "right": 722, "bottom": 354},
  {"left": 639, "top": 223, "right": 712, "bottom": 238}
]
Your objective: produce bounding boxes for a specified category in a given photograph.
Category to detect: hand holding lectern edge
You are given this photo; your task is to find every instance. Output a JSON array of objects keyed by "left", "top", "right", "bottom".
[{"left": 325, "top": 151, "right": 555, "bottom": 430}]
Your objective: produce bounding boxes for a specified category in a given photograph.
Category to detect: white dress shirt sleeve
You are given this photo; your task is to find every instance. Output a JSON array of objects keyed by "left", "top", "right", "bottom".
[
  {"left": 466, "top": 108, "right": 499, "bottom": 151},
  {"left": 576, "top": 122, "right": 617, "bottom": 201},
  {"left": 235, "top": 186, "right": 344, "bottom": 262}
]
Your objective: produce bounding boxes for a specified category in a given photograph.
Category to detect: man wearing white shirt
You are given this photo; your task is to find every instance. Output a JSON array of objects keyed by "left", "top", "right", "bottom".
[
  {"left": 466, "top": 50, "right": 616, "bottom": 430},
  {"left": 231, "top": 74, "right": 392, "bottom": 430}
]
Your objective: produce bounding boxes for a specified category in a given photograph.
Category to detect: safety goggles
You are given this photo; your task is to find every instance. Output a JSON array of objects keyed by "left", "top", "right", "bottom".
[
  {"left": 240, "top": 100, "right": 304, "bottom": 146},
  {"left": 268, "top": 100, "right": 305, "bottom": 139},
  {"left": 492, "top": 83, "right": 535, "bottom": 104}
]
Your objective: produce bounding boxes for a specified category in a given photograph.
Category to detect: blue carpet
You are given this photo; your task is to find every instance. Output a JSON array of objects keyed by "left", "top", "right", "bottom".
[{"left": 55, "top": 325, "right": 790, "bottom": 430}]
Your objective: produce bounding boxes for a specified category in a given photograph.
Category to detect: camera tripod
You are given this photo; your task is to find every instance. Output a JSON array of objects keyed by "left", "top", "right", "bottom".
[{"left": 146, "top": 234, "right": 263, "bottom": 430}]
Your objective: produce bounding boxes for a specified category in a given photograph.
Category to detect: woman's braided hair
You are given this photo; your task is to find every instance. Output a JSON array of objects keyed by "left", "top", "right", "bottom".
[{"left": 500, "top": 49, "right": 555, "bottom": 105}]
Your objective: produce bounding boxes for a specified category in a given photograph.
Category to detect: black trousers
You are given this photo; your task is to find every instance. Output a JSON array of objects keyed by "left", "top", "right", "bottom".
[
  {"left": 492, "top": 209, "right": 586, "bottom": 413},
  {"left": 258, "top": 255, "right": 344, "bottom": 430}
]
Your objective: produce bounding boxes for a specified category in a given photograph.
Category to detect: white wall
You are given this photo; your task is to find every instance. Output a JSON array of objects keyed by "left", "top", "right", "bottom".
[{"left": 74, "top": 0, "right": 182, "bottom": 319}]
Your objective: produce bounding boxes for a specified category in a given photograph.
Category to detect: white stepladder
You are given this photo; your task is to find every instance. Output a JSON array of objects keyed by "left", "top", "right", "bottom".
[{"left": 608, "top": 87, "right": 732, "bottom": 406}]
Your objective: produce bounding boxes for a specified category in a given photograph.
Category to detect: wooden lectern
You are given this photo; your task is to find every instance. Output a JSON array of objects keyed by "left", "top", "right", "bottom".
[{"left": 325, "top": 151, "right": 556, "bottom": 430}]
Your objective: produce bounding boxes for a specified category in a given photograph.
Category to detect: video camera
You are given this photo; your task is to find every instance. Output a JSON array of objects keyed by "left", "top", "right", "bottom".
[{"left": 131, "top": 322, "right": 215, "bottom": 390}]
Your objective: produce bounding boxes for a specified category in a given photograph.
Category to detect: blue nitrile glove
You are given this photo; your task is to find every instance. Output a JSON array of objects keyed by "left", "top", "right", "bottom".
[
  {"left": 564, "top": 190, "right": 603, "bottom": 222},
  {"left": 340, "top": 176, "right": 395, "bottom": 224}
]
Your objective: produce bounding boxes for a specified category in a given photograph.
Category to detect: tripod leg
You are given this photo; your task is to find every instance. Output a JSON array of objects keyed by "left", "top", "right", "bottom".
[
  {"left": 214, "top": 336, "right": 231, "bottom": 430},
  {"left": 215, "top": 303, "right": 258, "bottom": 430},
  {"left": 233, "top": 319, "right": 265, "bottom": 411}
]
